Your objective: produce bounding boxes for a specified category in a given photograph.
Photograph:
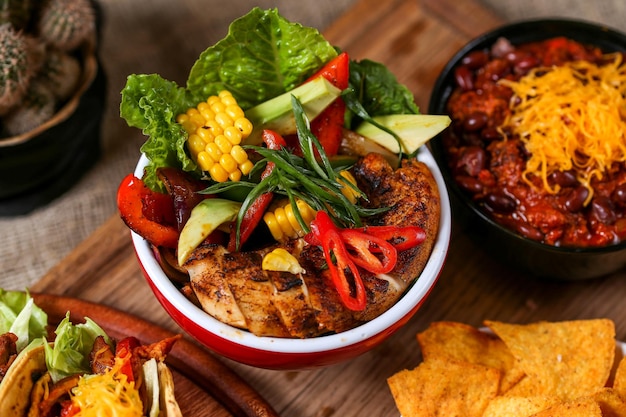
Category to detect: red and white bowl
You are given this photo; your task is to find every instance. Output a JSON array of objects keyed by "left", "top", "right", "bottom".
[{"left": 131, "top": 146, "right": 451, "bottom": 369}]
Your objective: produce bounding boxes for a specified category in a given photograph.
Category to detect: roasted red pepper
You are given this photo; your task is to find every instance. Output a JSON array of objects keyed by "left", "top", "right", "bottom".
[
  {"left": 114, "top": 336, "right": 141, "bottom": 382},
  {"left": 305, "top": 212, "right": 427, "bottom": 311},
  {"left": 228, "top": 130, "right": 287, "bottom": 251},
  {"left": 117, "top": 174, "right": 179, "bottom": 248},
  {"left": 308, "top": 211, "right": 367, "bottom": 311},
  {"left": 306, "top": 52, "right": 350, "bottom": 156}
]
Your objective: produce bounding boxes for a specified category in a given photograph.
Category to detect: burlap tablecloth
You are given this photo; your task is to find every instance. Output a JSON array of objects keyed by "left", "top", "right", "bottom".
[{"left": 1, "top": 0, "right": 625, "bottom": 290}]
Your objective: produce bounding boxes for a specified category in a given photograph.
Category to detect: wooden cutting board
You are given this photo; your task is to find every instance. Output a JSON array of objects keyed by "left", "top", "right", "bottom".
[{"left": 26, "top": 0, "right": 535, "bottom": 416}]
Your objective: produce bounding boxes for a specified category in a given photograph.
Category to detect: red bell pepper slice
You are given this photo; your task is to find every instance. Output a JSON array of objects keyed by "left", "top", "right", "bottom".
[
  {"left": 114, "top": 336, "right": 141, "bottom": 382},
  {"left": 306, "top": 52, "right": 350, "bottom": 156},
  {"left": 309, "top": 211, "right": 367, "bottom": 311},
  {"left": 228, "top": 130, "right": 287, "bottom": 251},
  {"left": 117, "top": 174, "right": 179, "bottom": 249}
]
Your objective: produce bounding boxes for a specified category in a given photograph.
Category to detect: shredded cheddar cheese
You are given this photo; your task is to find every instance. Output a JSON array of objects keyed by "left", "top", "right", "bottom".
[
  {"left": 499, "top": 53, "right": 626, "bottom": 201},
  {"left": 70, "top": 356, "right": 144, "bottom": 416}
]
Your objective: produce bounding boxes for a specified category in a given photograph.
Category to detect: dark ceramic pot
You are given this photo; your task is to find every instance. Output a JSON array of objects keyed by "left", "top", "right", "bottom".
[{"left": 428, "top": 18, "right": 626, "bottom": 280}]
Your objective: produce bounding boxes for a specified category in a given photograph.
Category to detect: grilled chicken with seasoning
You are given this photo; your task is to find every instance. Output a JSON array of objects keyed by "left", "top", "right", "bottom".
[{"left": 183, "top": 152, "right": 440, "bottom": 338}]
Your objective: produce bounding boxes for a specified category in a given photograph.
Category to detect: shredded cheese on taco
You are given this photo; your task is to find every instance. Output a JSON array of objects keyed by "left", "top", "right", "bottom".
[
  {"left": 69, "top": 356, "right": 144, "bottom": 416},
  {"left": 499, "top": 53, "right": 626, "bottom": 200}
]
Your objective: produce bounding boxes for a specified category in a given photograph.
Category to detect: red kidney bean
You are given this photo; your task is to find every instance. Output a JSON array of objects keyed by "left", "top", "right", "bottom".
[
  {"left": 481, "top": 127, "right": 501, "bottom": 141},
  {"left": 563, "top": 186, "right": 589, "bottom": 213},
  {"left": 454, "top": 65, "right": 474, "bottom": 91},
  {"left": 484, "top": 192, "right": 516, "bottom": 213},
  {"left": 613, "top": 183, "right": 626, "bottom": 204},
  {"left": 455, "top": 175, "right": 484, "bottom": 194},
  {"left": 513, "top": 55, "right": 541, "bottom": 74},
  {"left": 463, "top": 111, "right": 488, "bottom": 131},
  {"left": 461, "top": 50, "right": 489, "bottom": 69},
  {"left": 516, "top": 223, "right": 544, "bottom": 241},
  {"left": 485, "top": 58, "right": 510, "bottom": 81},
  {"left": 457, "top": 146, "right": 487, "bottom": 176},
  {"left": 591, "top": 196, "right": 616, "bottom": 224},
  {"left": 549, "top": 170, "right": 578, "bottom": 188}
]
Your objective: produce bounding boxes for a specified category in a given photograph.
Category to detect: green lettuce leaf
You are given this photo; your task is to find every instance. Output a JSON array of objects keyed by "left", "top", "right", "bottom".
[
  {"left": 120, "top": 74, "right": 197, "bottom": 191},
  {"left": 44, "top": 313, "right": 113, "bottom": 383},
  {"left": 0, "top": 289, "right": 48, "bottom": 352},
  {"left": 186, "top": 7, "right": 338, "bottom": 109},
  {"left": 348, "top": 59, "right": 420, "bottom": 119}
]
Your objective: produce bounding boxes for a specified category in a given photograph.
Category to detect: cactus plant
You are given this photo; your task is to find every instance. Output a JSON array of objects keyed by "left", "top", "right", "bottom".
[
  {"left": 0, "top": 0, "right": 36, "bottom": 30},
  {"left": 37, "top": 0, "right": 95, "bottom": 51},
  {"left": 0, "top": 23, "right": 32, "bottom": 115},
  {"left": 43, "top": 49, "right": 82, "bottom": 101},
  {"left": 3, "top": 79, "right": 55, "bottom": 135},
  {"left": 0, "top": 0, "right": 96, "bottom": 137}
]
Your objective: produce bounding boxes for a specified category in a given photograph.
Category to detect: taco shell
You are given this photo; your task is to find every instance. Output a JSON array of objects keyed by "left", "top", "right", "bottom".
[
  {"left": 158, "top": 361, "right": 182, "bottom": 417},
  {"left": 0, "top": 344, "right": 47, "bottom": 417}
]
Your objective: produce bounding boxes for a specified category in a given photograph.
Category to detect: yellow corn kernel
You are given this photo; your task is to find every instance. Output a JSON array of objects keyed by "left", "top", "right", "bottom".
[
  {"left": 219, "top": 154, "right": 238, "bottom": 174},
  {"left": 215, "top": 112, "right": 234, "bottom": 129},
  {"left": 240, "top": 160, "right": 254, "bottom": 175},
  {"left": 187, "top": 134, "right": 206, "bottom": 155},
  {"left": 196, "top": 126, "right": 213, "bottom": 142},
  {"left": 263, "top": 212, "right": 283, "bottom": 242},
  {"left": 200, "top": 108, "right": 216, "bottom": 122},
  {"left": 229, "top": 169, "right": 242, "bottom": 182},
  {"left": 214, "top": 134, "right": 232, "bottom": 154},
  {"left": 196, "top": 152, "right": 215, "bottom": 171},
  {"left": 205, "top": 142, "right": 222, "bottom": 162},
  {"left": 209, "top": 164, "right": 229, "bottom": 183},
  {"left": 262, "top": 248, "right": 305, "bottom": 274},
  {"left": 338, "top": 170, "right": 360, "bottom": 203},
  {"left": 230, "top": 145, "right": 248, "bottom": 164},
  {"left": 234, "top": 117, "right": 253, "bottom": 136},
  {"left": 223, "top": 126, "right": 243, "bottom": 145},
  {"left": 205, "top": 119, "right": 223, "bottom": 136},
  {"left": 178, "top": 90, "right": 254, "bottom": 182},
  {"left": 180, "top": 120, "right": 197, "bottom": 134}
]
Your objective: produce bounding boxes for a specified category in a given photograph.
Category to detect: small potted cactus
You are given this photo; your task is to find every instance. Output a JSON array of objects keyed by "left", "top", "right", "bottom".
[{"left": 0, "top": 0, "right": 106, "bottom": 214}]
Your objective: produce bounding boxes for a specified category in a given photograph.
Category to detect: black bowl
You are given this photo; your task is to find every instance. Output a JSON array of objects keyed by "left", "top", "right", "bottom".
[{"left": 428, "top": 18, "right": 626, "bottom": 280}]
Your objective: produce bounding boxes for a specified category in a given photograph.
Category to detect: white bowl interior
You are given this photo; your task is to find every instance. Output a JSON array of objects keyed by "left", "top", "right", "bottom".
[{"left": 133, "top": 145, "right": 451, "bottom": 353}]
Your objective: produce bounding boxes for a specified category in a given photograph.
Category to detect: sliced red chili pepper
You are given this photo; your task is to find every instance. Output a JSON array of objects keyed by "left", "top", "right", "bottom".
[
  {"left": 227, "top": 130, "right": 287, "bottom": 251},
  {"left": 309, "top": 211, "right": 367, "bottom": 311},
  {"left": 115, "top": 336, "right": 140, "bottom": 382},
  {"left": 306, "top": 52, "right": 350, "bottom": 157},
  {"left": 340, "top": 229, "right": 397, "bottom": 274},
  {"left": 117, "top": 174, "right": 179, "bottom": 248},
  {"left": 359, "top": 225, "right": 426, "bottom": 252}
]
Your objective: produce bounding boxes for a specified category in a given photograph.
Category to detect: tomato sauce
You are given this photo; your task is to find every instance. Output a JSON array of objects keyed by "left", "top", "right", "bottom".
[{"left": 442, "top": 37, "right": 626, "bottom": 247}]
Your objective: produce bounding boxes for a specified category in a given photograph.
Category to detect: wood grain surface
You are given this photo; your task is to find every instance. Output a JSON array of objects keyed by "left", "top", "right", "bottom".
[{"left": 30, "top": 0, "right": 626, "bottom": 416}]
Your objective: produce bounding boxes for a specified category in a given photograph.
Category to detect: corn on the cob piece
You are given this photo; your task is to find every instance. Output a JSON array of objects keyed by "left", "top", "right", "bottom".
[
  {"left": 263, "top": 170, "right": 360, "bottom": 242},
  {"left": 177, "top": 90, "right": 254, "bottom": 182}
]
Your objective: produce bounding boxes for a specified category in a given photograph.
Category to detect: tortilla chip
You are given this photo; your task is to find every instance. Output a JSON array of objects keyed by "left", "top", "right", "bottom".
[
  {"left": 482, "top": 395, "right": 561, "bottom": 417},
  {"left": 614, "top": 356, "right": 626, "bottom": 397},
  {"left": 387, "top": 357, "right": 501, "bottom": 417},
  {"left": 485, "top": 319, "right": 615, "bottom": 401},
  {"left": 528, "top": 396, "right": 602, "bottom": 417},
  {"left": 157, "top": 360, "right": 183, "bottom": 417},
  {"left": 418, "top": 321, "right": 524, "bottom": 393},
  {"left": 590, "top": 388, "right": 626, "bottom": 417}
]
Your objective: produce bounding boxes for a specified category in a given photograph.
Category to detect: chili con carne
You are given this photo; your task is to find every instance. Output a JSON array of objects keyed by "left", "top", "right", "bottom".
[{"left": 443, "top": 36, "right": 626, "bottom": 247}]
